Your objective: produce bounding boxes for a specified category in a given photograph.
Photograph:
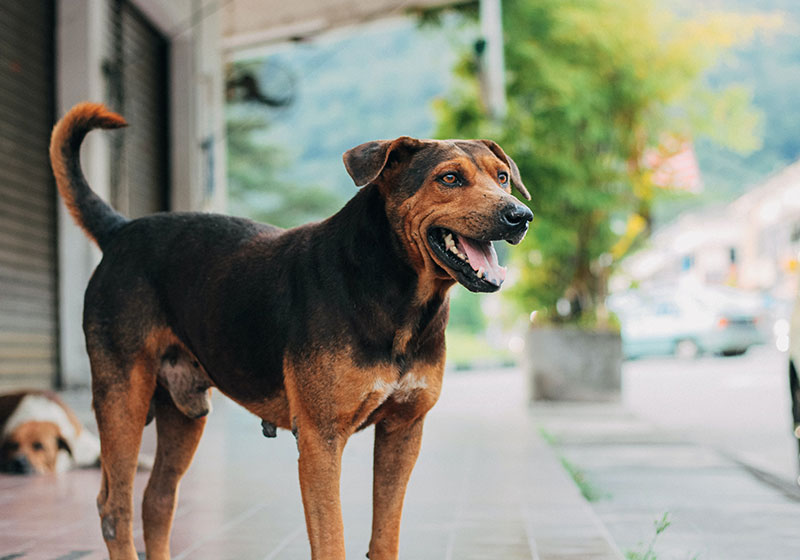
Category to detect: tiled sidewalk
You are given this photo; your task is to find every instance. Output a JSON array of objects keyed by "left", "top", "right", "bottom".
[
  {"left": 0, "top": 369, "right": 622, "bottom": 560},
  {"left": 534, "top": 402, "right": 800, "bottom": 560}
]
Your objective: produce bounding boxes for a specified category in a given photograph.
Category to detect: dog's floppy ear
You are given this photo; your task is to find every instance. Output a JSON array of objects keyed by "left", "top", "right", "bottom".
[
  {"left": 480, "top": 140, "right": 531, "bottom": 201},
  {"left": 57, "top": 436, "right": 72, "bottom": 456},
  {"left": 343, "top": 137, "right": 424, "bottom": 187}
]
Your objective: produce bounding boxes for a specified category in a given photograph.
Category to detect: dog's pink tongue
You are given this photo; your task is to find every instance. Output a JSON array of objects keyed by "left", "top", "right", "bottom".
[{"left": 456, "top": 234, "right": 506, "bottom": 285}]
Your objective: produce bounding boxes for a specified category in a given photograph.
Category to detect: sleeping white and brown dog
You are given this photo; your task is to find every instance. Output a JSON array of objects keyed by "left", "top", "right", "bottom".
[{"left": 0, "top": 390, "right": 101, "bottom": 475}]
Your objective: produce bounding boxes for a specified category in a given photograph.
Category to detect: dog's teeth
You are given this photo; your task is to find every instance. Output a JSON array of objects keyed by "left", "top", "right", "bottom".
[
  {"left": 477, "top": 267, "right": 485, "bottom": 279},
  {"left": 447, "top": 242, "right": 469, "bottom": 262},
  {"left": 445, "top": 235, "right": 455, "bottom": 249}
]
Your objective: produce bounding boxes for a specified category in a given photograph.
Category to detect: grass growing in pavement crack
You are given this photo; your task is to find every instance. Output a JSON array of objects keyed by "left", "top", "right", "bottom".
[
  {"left": 538, "top": 430, "right": 699, "bottom": 559},
  {"left": 625, "top": 513, "right": 700, "bottom": 560},
  {"left": 558, "top": 455, "right": 607, "bottom": 502},
  {"left": 539, "top": 427, "right": 607, "bottom": 502}
]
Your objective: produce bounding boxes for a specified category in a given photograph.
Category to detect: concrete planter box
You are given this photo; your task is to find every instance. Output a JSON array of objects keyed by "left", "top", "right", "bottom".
[{"left": 526, "top": 326, "right": 622, "bottom": 401}]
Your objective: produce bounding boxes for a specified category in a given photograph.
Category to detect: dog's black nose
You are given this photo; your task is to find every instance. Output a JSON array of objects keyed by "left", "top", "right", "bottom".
[
  {"left": 8, "top": 456, "right": 33, "bottom": 474},
  {"left": 501, "top": 204, "right": 533, "bottom": 228}
]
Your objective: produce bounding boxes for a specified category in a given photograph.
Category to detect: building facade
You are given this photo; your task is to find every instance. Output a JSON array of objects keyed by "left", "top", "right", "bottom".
[
  {"left": 0, "top": 0, "right": 226, "bottom": 390},
  {"left": 616, "top": 161, "right": 800, "bottom": 303}
]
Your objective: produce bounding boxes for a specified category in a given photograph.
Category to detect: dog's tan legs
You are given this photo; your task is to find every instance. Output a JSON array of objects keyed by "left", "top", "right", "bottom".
[
  {"left": 297, "top": 426, "right": 347, "bottom": 560},
  {"left": 367, "top": 417, "right": 425, "bottom": 560},
  {"left": 142, "top": 391, "right": 207, "bottom": 560},
  {"left": 94, "top": 364, "right": 156, "bottom": 560}
]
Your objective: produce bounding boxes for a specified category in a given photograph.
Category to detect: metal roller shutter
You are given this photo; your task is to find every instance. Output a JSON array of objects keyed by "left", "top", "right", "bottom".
[
  {"left": 107, "top": 0, "right": 170, "bottom": 218},
  {"left": 0, "top": 1, "right": 57, "bottom": 389}
]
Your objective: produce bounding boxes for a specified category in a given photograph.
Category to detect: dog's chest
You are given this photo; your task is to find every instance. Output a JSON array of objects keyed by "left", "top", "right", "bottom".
[
  {"left": 348, "top": 354, "right": 443, "bottom": 432},
  {"left": 371, "top": 372, "right": 429, "bottom": 405}
]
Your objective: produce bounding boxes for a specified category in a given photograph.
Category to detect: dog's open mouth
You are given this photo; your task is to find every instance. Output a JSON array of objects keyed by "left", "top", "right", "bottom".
[{"left": 427, "top": 227, "right": 507, "bottom": 293}]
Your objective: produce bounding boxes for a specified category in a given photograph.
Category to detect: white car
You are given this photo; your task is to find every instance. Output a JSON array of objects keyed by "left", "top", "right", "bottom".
[{"left": 609, "top": 286, "right": 764, "bottom": 359}]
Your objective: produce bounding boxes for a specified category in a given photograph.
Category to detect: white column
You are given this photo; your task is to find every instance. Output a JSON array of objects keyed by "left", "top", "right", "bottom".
[
  {"left": 480, "top": 0, "right": 507, "bottom": 119},
  {"left": 168, "top": 2, "right": 227, "bottom": 213},
  {"left": 56, "top": 0, "right": 110, "bottom": 387}
]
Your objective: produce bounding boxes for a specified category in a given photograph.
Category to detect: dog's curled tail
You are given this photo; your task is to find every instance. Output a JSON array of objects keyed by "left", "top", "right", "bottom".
[{"left": 49, "top": 102, "right": 128, "bottom": 250}]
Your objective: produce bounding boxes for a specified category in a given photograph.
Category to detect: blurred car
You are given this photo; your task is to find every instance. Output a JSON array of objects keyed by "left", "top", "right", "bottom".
[{"left": 608, "top": 286, "right": 764, "bottom": 359}]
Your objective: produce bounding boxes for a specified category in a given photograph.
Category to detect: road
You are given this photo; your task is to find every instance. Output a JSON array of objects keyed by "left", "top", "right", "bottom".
[{"left": 622, "top": 343, "right": 799, "bottom": 484}]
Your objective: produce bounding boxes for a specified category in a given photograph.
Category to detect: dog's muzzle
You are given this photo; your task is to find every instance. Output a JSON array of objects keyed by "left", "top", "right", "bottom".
[{"left": 426, "top": 202, "right": 533, "bottom": 293}]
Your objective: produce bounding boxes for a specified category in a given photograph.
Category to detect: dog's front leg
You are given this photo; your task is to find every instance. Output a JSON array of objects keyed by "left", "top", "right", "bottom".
[
  {"left": 297, "top": 424, "right": 347, "bottom": 560},
  {"left": 368, "top": 417, "right": 426, "bottom": 560}
]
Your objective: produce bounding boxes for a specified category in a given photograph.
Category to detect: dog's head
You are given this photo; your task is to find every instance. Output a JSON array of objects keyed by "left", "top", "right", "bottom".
[
  {"left": 0, "top": 421, "right": 71, "bottom": 475},
  {"left": 344, "top": 138, "right": 532, "bottom": 293}
]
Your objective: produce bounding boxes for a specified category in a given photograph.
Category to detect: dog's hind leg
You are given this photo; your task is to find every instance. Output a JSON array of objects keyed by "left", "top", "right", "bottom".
[
  {"left": 142, "top": 387, "right": 207, "bottom": 560},
  {"left": 93, "top": 357, "right": 156, "bottom": 560}
]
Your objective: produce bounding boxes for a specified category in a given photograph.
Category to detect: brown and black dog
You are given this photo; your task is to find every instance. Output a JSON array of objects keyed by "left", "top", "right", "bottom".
[{"left": 49, "top": 102, "right": 532, "bottom": 560}]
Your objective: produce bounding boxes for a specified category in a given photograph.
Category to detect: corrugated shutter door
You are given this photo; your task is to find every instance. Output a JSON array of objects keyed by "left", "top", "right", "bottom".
[
  {"left": 0, "top": 1, "right": 57, "bottom": 389},
  {"left": 108, "top": 0, "right": 169, "bottom": 218}
]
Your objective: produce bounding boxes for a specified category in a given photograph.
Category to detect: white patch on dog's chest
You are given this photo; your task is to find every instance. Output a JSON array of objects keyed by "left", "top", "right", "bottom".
[{"left": 372, "top": 373, "right": 428, "bottom": 404}]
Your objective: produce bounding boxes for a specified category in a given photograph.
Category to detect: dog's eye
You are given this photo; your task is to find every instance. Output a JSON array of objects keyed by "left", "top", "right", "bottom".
[
  {"left": 32, "top": 442, "right": 44, "bottom": 451},
  {"left": 6, "top": 442, "right": 19, "bottom": 452},
  {"left": 498, "top": 171, "right": 509, "bottom": 185},
  {"left": 440, "top": 173, "right": 459, "bottom": 185}
]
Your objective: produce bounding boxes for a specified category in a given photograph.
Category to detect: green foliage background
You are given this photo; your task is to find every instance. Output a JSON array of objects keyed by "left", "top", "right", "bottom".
[{"left": 434, "top": 0, "right": 775, "bottom": 325}]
